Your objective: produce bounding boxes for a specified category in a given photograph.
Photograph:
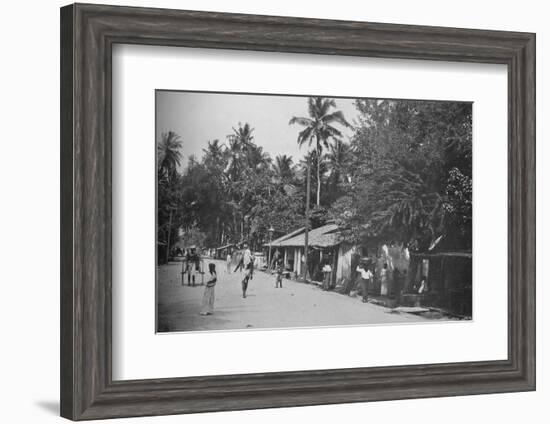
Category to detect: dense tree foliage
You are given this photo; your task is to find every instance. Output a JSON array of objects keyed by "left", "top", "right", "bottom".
[
  {"left": 329, "top": 99, "right": 472, "bottom": 250},
  {"left": 157, "top": 97, "right": 472, "bottom": 264}
]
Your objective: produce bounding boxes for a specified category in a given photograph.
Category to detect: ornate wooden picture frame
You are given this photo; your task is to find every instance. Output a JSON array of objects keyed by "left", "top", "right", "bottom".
[{"left": 60, "top": 3, "right": 535, "bottom": 420}]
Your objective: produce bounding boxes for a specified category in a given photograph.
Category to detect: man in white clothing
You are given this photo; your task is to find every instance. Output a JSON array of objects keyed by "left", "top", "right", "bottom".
[
  {"left": 356, "top": 260, "right": 373, "bottom": 303},
  {"left": 240, "top": 243, "right": 253, "bottom": 298}
]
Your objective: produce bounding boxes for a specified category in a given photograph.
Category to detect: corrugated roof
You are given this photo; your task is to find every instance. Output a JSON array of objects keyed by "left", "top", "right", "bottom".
[
  {"left": 275, "top": 223, "right": 341, "bottom": 248},
  {"left": 264, "top": 227, "right": 305, "bottom": 247}
]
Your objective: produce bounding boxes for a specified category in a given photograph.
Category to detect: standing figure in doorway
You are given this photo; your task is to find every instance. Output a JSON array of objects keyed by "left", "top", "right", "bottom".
[
  {"left": 322, "top": 261, "right": 332, "bottom": 291},
  {"left": 380, "top": 262, "right": 389, "bottom": 296}
]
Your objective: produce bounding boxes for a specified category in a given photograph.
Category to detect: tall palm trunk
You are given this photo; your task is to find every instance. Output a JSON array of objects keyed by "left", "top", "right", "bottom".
[
  {"left": 315, "top": 136, "right": 321, "bottom": 206},
  {"left": 304, "top": 156, "right": 311, "bottom": 280}
]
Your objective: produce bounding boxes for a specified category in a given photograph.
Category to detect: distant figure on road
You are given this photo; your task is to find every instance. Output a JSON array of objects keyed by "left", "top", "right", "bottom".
[
  {"left": 356, "top": 260, "right": 373, "bottom": 303},
  {"left": 226, "top": 252, "right": 232, "bottom": 273},
  {"left": 200, "top": 263, "right": 217, "bottom": 315}
]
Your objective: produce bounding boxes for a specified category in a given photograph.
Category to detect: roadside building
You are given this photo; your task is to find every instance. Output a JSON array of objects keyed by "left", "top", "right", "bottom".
[
  {"left": 403, "top": 251, "right": 472, "bottom": 317},
  {"left": 265, "top": 223, "right": 342, "bottom": 286}
]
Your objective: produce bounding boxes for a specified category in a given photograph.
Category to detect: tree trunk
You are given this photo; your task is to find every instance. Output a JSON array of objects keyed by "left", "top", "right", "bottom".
[
  {"left": 316, "top": 154, "right": 321, "bottom": 205},
  {"left": 316, "top": 138, "right": 321, "bottom": 206},
  {"left": 304, "top": 156, "right": 311, "bottom": 280}
]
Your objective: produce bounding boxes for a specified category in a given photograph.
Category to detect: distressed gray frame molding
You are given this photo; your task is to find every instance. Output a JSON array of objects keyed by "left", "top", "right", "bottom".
[{"left": 60, "top": 3, "right": 536, "bottom": 420}]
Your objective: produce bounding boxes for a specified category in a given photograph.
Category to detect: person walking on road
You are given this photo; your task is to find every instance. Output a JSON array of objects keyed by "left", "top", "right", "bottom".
[
  {"left": 236, "top": 243, "right": 253, "bottom": 298},
  {"left": 199, "top": 263, "right": 217, "bottom": 315},
  {"left": 356, "top": 260, "right": 373, "bottom": 303}
]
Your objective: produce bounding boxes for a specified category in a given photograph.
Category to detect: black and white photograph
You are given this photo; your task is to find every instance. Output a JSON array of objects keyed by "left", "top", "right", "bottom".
[
  {"left": 0, "top": 0, "right": 542, "bottom": 422},
  {"left": 156, "top": 90, "right": 473, "bottom": 333}
]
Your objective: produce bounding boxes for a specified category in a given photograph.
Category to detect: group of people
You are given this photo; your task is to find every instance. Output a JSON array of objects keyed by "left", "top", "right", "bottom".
[
  {"left": 182, "top": 247, "right": 202, "bottom": 286},
  {"left": 197, "top": 246, "right": 402, "bottom": 317},
  {"left": 177, "top": 246, "right": 218, "bottom": 315},
  {"left": 355, "top": 259, "right": 409, "bottom": 302}
]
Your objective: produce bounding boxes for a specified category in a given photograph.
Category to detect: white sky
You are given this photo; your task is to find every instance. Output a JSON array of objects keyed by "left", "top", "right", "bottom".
[{"left": 155, "top": 90, "right": 361, "bottom": 168}]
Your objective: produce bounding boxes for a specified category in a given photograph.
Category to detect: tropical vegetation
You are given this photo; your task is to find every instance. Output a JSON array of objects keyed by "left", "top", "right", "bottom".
[{"left": 157, "top": 96, "right": 472, "bottom": 264}]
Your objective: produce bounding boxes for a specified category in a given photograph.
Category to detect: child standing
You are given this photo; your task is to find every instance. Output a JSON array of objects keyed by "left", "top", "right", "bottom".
[
  {"left": 274, "top": 257, "right": 284, "bottom": 288},
  {"left": 200, "top": 263, "right": 217, "bottom": 315}
]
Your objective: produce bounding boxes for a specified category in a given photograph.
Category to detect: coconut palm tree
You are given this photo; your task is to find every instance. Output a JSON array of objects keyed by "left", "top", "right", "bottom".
[
  {"left": 228, "top": 122, "right": 255, "bottom": 148},
  {"left": 224, "top": 122, "right": 255, "bottom": 178},
  {"left": 202, "top": 139, "right": 224, "bottom": 167},
  {"left": 157, "top": 131, "right": 183, "bottom": 182},
  {"left": 325, "top": 139, "right": 352, "bottom": 201},
  {"left": 289, "top": 97, "right": 350, "bottom": 205},
  {"left": 273, "top": 154, "right": 295, "bottom": 184}
]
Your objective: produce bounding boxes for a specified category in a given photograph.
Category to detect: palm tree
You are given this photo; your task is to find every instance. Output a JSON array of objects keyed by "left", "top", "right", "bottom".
[
  {"left": 156, "top": 131, "right": 183, "bottom": 264},
  {"left": 289, "top": 97, "right": 350, "bottom": 205},
  {"left": 157, "top": 131, "right": 183, "bottom": 182},
  {"left": 228, "top": 122, "right": 255, "bottom": 148},
  {"left": 224, "top": 122, "right": 255, "bottom": 179},
  {"left": 244, "top": 143, "right": 271, "bottom": 172},
  {"left": 325, "top": 139, "right": 352, "bottom": 200},
  {"left": 202, "top": 139, "right": 224, "bottom": 167},
  {"left": 273, "top": 154, "right": 295, "bottom": 184}
]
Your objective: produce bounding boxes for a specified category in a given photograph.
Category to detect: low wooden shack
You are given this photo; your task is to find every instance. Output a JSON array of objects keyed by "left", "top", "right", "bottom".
[
  {"left": 265, "top": 224, "right": 342, "bottom": 284},
  {"left": 404, "top": 251, "right": 472, "bottom": 317}
]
